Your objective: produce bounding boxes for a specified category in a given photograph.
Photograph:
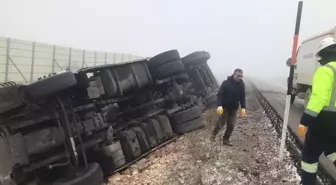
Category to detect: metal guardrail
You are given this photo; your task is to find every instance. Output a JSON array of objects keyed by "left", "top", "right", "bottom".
[
  {"left": 0, "top": 37, "right": 144, "bottom": 84},
  {"left": 250, "top": 81, "right": 329, "bottom": 185}
]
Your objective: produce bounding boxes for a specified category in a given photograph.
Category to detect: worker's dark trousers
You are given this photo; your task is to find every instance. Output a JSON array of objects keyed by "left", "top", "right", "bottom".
[
  {"left": 301, "top": 131, "right": 336, "bottom": 185},
  {"left": 211, "top": 109, "right": 237, "bottom": 140}
]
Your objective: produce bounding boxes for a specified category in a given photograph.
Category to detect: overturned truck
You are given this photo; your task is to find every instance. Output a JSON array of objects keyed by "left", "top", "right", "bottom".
[{"left": 0, "top": 50, "right": 218, "bottom": 185}]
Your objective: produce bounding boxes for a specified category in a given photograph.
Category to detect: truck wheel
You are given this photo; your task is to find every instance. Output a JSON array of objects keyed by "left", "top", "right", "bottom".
[
  {"left": 170, "top": 106, "right": 202, "bottom": 125},
  {"left": 172, "top": 117, "right": 205, "bottom": 134},
  {"left": 99, "top": 141, "right": 126, "bottom": 173},
  {"left": 25, "top": 71, "right": 77, "bottom": 100},
  {"left": 151, "top": 60, "right": 185, "bottom": 79},
  {"left": 182, "top": 51, "right": 211, "bottom": 66},
  {"left": 118, "top": 130, "right": 142, "bottom": 162},
  {"left": 53, "top": 163, "right": 103, "bottom": 185},
  {"left": 147, "top": 50, "right": 180, "bottom": 69},
  {"left": 157, "top": 115, "right": 174, "bottom": 139},
  {"left": 139, "top": 122, "right": 158, "bottom": 147},
  {"left": 290, "top": 94, "right": 295, "bottom": 104},
  {"left": 148, "top": 118, "right": 166, "bottom": 143},
  {"left": 130, "top": 126, "right": 151, "bottom": 153}
]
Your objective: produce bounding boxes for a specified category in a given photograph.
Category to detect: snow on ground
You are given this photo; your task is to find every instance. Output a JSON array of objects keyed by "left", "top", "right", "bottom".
[{"left": 106, "top": 87, "right": 301, "bottom": 185}]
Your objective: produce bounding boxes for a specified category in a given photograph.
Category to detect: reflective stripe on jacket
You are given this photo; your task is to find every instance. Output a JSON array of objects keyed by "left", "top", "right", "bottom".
[{"left": 305, "top": 61, "right": 336, "bottom": 117}]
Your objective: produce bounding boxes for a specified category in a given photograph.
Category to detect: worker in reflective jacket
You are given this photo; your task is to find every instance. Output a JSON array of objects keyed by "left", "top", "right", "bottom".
[{"left": 300, "top": 37, "right": 336, "bottom": 185}]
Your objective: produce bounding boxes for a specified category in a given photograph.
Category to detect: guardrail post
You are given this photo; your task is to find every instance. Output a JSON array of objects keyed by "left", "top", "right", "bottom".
[
  {"left": 104, "top": 52, "right": 107, "bottom": 64},
  {"left": 52, "top": 45, "right": 56, "bottom": 73},
  {"left": 30, "top": 42, "right": 36, "bottom": 82},
  {"left": 82, "top": 50, "right": 85, "bottom": 68},
  {"left": 94, "top": 51, "right": 97, "bottom": 66},
  {"left": 5, "top": 38, "right": 10, "bottom": 82},
  {"left": 68, "top": 48, "right": 72, "bottom": 69},
  {"left": 8, "top": 57, "right": 28, "bottom": 83}
]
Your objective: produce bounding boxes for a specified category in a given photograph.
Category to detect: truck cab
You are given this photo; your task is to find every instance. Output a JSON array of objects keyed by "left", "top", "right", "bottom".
[{"left": 288, "top": 27, "right": 336, "bottom": 105}]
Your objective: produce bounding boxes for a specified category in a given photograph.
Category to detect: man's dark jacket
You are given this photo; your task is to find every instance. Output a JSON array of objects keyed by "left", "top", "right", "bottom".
[{"left": 217, "top": 75, "right": 246, "bottom": 110}]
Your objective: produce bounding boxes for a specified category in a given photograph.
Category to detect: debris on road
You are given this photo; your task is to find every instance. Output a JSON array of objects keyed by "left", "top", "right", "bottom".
[{"left": 107, "top": 89, "right": 301, "bottom": 185}]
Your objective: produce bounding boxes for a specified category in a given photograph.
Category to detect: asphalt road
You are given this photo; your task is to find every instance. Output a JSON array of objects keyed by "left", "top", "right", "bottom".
[{"left": 251, "top": 77, "right": 336, "bottom": 182}]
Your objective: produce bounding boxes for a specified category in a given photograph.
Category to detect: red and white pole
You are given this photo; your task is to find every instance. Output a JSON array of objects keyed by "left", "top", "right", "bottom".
[{"left": 279, "top": 0, "right": 303, "bottom": 161}]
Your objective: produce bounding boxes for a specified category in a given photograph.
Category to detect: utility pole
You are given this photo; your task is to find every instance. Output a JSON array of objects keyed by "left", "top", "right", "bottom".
[{"left": 279, "top": 1, "right": 303, "bottom": 161}]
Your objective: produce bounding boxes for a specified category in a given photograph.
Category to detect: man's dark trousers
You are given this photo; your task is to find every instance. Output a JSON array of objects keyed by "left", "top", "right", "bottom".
[{"left": 211, "top": 108, "right": 237, "bottom": 141}]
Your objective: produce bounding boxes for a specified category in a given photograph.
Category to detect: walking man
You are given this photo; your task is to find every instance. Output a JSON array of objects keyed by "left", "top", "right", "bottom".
[
  {"left": 210, "top": 68, "right": 246, "bottom": 146},
  {"left": 299, "top": 37, "right": 336, "bottom": 185}
]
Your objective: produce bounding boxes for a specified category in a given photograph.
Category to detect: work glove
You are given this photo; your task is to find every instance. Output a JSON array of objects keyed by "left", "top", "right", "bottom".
[
  {"left": 297, "top": 124, "right": 306, "bottom": 137},
  {"left": 300, "top": 112, "right": 315, "bottom": 127},
  {"left": 216, "top": 106, "right": 223, "bottom": 116},
  {"left": 240, "top": 108, "right": 246, "bottom": 117}
]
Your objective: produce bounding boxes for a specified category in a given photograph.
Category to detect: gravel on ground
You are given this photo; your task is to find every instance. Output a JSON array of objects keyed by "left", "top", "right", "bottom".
[{"left": 106, "top": 85, "right": 301, "bottom": 185}]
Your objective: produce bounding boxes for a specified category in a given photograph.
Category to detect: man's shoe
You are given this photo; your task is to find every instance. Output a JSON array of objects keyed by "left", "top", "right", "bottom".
[{"left": 223, "top": 140, "right": 233, "bottom": 146}]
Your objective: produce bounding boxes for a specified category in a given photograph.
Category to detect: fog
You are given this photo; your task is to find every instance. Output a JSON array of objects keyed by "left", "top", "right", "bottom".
[{"left": 0, "top": 0, "right": 335, "bottom": 81}]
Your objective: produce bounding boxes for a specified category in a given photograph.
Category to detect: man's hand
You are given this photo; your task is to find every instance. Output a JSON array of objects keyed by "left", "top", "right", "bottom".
[
  {"left": 298, "top": 124, "right": 306, "bottom": 137},
  {"left": 240, "top": 108, "right": 246, "bottom": 117},
  {"left": 216, "top": 106, "right": 223, "bottom": 115}
]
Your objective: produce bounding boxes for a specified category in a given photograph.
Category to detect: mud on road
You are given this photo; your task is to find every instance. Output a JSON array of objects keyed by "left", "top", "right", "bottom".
[{"left": 107, "top": 88, "right": 301, "bottom": 185}]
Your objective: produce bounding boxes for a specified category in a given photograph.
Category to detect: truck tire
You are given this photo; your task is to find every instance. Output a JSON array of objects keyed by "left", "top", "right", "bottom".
[
  {"left": 130, "top": 126, "right": 151, "bottom": 153},
  {"left": 139, "top": 122, "right": 158, "bottom": 147},
  {"left": 25, "top": 72, "right": 77, "bottom": 100},
  {"left": 111, "top": 150, "right": 126, "bottom": 165},
  {"left": 118, "top": 130, "right": 142, "bottom": 162},
  {"left": 151, "top": 60, "right": 185, "bottom": 79},
  {"left": 157, "top": 115, "right": 174, "bottom": 139},
  {"left": 114, "top": 156, "right": 127, "bottom": 170},
  {"left": 182, "top": 51, "right": 211, "bottom": 66},
  {"left": 170, "top": 106, "right": 202, "bottom": 125},
  {"left": 103, "top": 141, "right": 122, "bottom": 152},
  {"left": 100, "top": 151, "right": 126, "bottom": 174},
  {"left": 100, "top": 142, "right": 126, "bottom": 172},
  {"left": 147, "top": 50, "right": 180, "bottom": 69},
  {"left": 172, "top": 117, "right": 205, "bottom": 134},
  {"left": 148, "top": 118, "right": 166, "bottom": 143},
  {"left": 53, "top": 163, "right": 103, "bottom": 185}
]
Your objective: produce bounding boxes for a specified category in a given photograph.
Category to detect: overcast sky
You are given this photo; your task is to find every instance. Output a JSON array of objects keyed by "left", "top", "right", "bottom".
[{"left": 0, "top": 0, "right": 335, "bottom": 79}]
